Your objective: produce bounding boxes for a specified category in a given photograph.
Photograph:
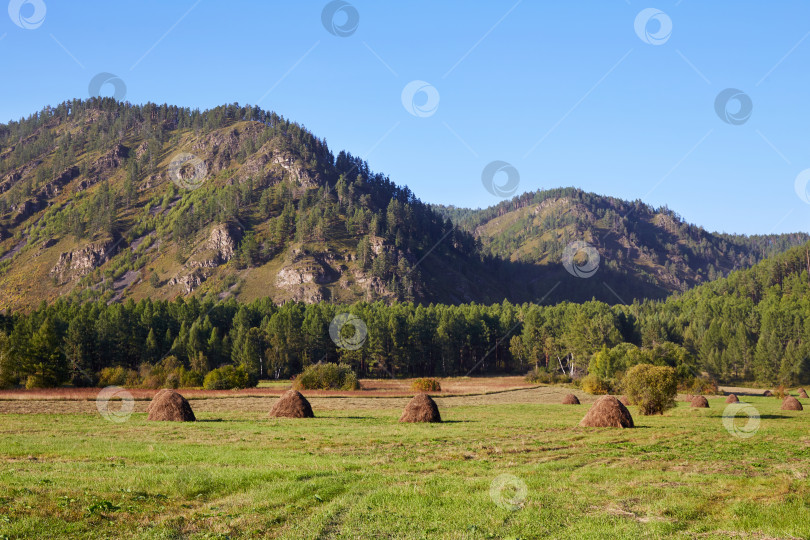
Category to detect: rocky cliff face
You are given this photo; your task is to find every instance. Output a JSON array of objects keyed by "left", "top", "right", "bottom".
[
  {"left": 50, "top": 240, "right": 117, "bottom": 283},
  {"left": 169, "top": 224, "right": 241, "bottom": 294},
  {"left": 207, "top": 224, "right": 237, "bottom": 264}
]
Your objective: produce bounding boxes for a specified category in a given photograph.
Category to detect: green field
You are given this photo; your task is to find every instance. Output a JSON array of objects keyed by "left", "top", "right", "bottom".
[{"left": 0, "top": 388, "right": 808, "bottom": 539}]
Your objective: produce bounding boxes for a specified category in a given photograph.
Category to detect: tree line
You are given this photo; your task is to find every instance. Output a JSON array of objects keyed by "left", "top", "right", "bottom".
[{"left": 2, "top": 240, "right": 810, "bottom": 389}]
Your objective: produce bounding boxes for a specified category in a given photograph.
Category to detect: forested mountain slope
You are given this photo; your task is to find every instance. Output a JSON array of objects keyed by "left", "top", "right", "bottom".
[
  {"left": 0, "top": 99, "right": 806, "bottom": 312},
  {"left": 0, "top": 99, "right": 501, "bottom": 311},
  {"left": 434, "top": 189, "right": 809, "bottom": 300}
]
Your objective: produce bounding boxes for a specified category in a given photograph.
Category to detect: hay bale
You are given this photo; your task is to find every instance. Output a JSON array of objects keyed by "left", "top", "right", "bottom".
[
  {"left": 782, "top": 396, "right": 803, "bottom": 411},
  {"left": 691, "top": 395, "right": 709, "bottom": 408},
  {"left": 562, "top": 394, "right": 580, "bottom": 405},
  {"left": 147, "top": 389, "right": 195, "bottom": 421},
  {"left": 269, "top": 389, "right": 314, "bottom": 418},
  {"left": 763, "top": 390, "right": 773, "bottom": 397},
  {"left": 400, "top": 393, "right": 441, "bottom": 423},
  {"left": 619, "top": 395, "right": 631, "bottom": 406},
  {"left": 725, "top": 393, "right": 739, "bottom": 403},
  {"left": 798, "top": 388, "right": 809, "bottom": 399},
  {"left": 579, "top": 395, "right": 634, "bottom": 428}
]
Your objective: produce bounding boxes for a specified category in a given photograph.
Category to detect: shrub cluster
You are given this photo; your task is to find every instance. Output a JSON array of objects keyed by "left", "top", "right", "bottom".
[
  {"left": 94, "top": 357, "right": 256, "bottom": 390},
  {"left": 202, "top": 365, "right": 254, "bottom": 390},
  {"left": 98, "top": 366, "right": 140, "bottom": 387},
  {"left": 679, "top": 375, "right": 719, "bottom": 396},
  {"left": 622, "top": 363, "right": 677, "bottom": 415},
  {"left": 579, "top": 374, "right": 614, "bottom": 395},
  {"left": 293, "top": 363, "right": 359, "bottom": 391},
  {"left": 411, "top": 378, "right": 441, "bottom": 392}
]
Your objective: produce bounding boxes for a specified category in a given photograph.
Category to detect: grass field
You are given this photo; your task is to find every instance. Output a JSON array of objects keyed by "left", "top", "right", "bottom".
[{"left": 0, "top": 384, "right": 809, "bottom": 539}]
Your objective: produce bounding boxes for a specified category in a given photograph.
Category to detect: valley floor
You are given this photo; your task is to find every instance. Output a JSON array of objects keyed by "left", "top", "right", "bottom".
[{"left": 0, "top": 385, "right": 808, "bottom": 539}]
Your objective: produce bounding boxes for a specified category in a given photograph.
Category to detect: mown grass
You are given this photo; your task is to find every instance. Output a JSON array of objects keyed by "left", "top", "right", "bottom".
[{"left": 0, "top": 393, "right": 809, "bottom": 539}]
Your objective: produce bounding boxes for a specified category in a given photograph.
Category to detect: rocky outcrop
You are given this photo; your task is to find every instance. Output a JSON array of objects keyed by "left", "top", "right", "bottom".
[
  {"left": 12, "top": 198, "right": 46, "bottom": 224},
  {"left": 74, "top": 144, "right": 129, "bottom": 193},
  {"left": 271, "top": 151, "right": 320, "bottom": 188},
  {"left": 168, "top": 268, "right": 207, "bottom": 295},
  {"left": 50, "top": 240, "right": 118, "bottom": 282},
  {"left": 39, "top": 166, "right": 79, "bottom": 198},
  {"left": 6, "top": 166, "right": 80, "bottom": 224},
  {"left": 207, "top": 224, "right": 237, "bottom": 263},
  {"left": 187, "top": 223, "right": 239, "bottom": 269},
  {"left": 91, "top": 143, "right": 128, "bottom": 175},
  {"left": 171, "top": 224, "right": 239, "bottom": 292},
  {"left": 135, "top": 141, "right": 149, "bottom": 160},
  {"left": 277, "top": 265, "right": 328, "bottom": 287},
  {"left": 0, "top": 160, "right": 41, "bottom": 195},
  {"left": 190, "top": 125, "right": 264, "bottom": 174}
]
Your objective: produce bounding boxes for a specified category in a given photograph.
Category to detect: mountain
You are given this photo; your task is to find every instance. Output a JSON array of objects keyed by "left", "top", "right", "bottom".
[
  {"left": 0, "top": 99, "right": 806, "bottom": 311},
  {"left": 433, "top": 189, "right": 809, "bottom": 302},
  {"left": 0, "top": 99, "right": 504, "bottom": 311}
]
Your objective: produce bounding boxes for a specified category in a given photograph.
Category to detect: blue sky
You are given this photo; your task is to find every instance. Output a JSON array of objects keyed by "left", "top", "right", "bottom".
[{"left": 1, "top": 0, "right": 809, "bottom": 235}]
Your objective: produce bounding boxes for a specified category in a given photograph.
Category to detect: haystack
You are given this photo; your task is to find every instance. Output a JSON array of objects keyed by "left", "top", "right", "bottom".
[
  {"left": 269, "top": 389, "right": 314, "bottom": 418},
  {"left": 399, "top": 393, "right": 441, "bottom": 423},
  {"left": 725, "top": 393, "right": 739, "bottom": 403},
  {"left": 782, "top": 396, "right": 803, "bottom": 411},
  {"left": 619, "top": 395, "right": 631, "bottom": 406},
  {"left": 579, "top": 395, "right": 634, "bottom": 428},
  {"left": 147, "top": 389, "right": 196, "bottom": 421},
  {"left": 763, "top": 390, "right": 773, "bottom": 397},
  {"left": 562, "top": 394, "right": 580, "bottom": 405},
  {"left": 691, "top": 396, "right": 709, "bottom": 408},
  {"left": 798, "top": 388, "right": 809, "bottom": 399}
]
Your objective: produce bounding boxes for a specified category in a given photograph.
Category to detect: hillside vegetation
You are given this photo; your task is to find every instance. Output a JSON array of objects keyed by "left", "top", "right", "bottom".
[
  {"left": 4, "top": 240, "right": 810, "bottom": 388},
  {"left": 434, "top": 189, "right": 808, "bottom": 300},
  {"left": 2, "top": 99, "right": 806, "bottom": 311}
]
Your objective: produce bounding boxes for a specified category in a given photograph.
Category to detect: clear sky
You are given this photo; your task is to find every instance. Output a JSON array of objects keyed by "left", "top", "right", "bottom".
[{"left": 1, "top": 0, "right": 809, "bottom": 235}]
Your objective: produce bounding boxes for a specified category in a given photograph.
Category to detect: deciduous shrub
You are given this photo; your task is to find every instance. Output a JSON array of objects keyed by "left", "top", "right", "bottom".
[
  {"left": 98, "top": 366, "right": 139, "bottom": 387},
  {"left": 293, "top": 363, "right": 359, "bottom": 391},
  {"left": 622, "top": 363, "right": 677, "bottom": 415},
  {"left": 525, "top": 366, "right": 571, "bottom": 384},
  {"left": 179, "top": 367, "right": 203, "bottom": 388},
  {"left": 411, "top": 378, "right": 441, "bottom": 392},
  {"left": 679, "top": 375, "right": 719, "bottom": 396},
  {"left": 580, "top": 374, "right": 612, "bottom": 395},
  {"left": 202, "top": 365, "right": 254, "bottom": 390}
]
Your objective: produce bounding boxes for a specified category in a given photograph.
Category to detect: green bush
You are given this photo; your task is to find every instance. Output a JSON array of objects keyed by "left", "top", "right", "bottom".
[
  {"left": 411, "top": 378, "right": 441, "bottom": 392},
  {"left": 525, "top": 366, "right": 571, "bottom": 384},
  {"left": 25, "top": 374, "right": 49, "bottom": 389},
  {"left": 98, "top": 366, "right": 138, "bottom": 387},
  {"left": 179, "top": 367, "right": 204, "bottom": 388},
  {"left": 679, "top": 375, "right": 719, "bottom": 395},
  {"left": 293, "top": 363, "right": 359, "bottom": 391},
  {"left": 203, "top": 365, "right": 254, "bottom": 390},
  {"left": 580, "top": 374, "right": 612, "bottom": 395},
  {"left": 622, "top": 363, "right": 677, "bottom": 415}
]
